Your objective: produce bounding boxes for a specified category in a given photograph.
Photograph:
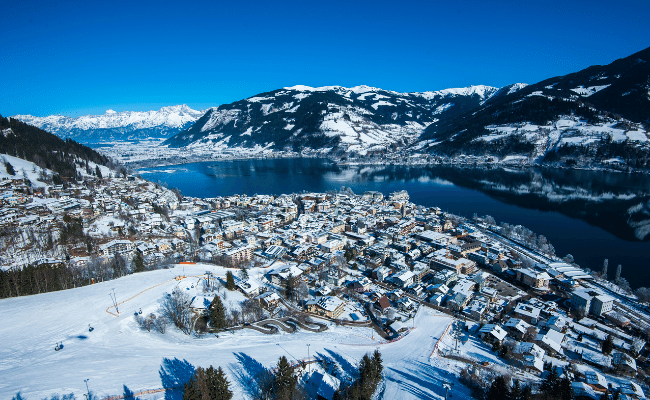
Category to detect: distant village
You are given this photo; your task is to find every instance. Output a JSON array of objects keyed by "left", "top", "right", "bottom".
[{"left": 1, "top": 171, "right": 649, "bottom": 399}]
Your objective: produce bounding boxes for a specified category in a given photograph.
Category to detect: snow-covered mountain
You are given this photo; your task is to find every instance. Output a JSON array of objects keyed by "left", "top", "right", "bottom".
[
  {"left": 164, "top": 85, "right": 500, "bottom": 155},
  {"left": 13, "top": 105, "right": 204, "bottom": 143},
  {"left": 418, "top": 46, "right": 650, "bottom": 167}
]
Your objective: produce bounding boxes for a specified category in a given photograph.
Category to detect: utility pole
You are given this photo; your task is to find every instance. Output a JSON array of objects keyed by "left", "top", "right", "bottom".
[
  {"left": 109, "top": 289, "right": 119, "bottom": 315},
  {"left": 307, "top": 343, "right": 311, "bottom": 374}
]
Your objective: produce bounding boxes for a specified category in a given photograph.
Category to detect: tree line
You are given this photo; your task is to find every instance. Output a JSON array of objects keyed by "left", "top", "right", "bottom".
[{"left": 0, "top": 115, "right": 113, "bottom": 181}]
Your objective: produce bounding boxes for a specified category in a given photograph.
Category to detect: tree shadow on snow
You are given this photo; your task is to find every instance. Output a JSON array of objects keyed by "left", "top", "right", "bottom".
[
  {"left": 229, "top": 352, "right": 273, "bottom": 399},
  {"left": 385, "top": 360, "right": 457, "bottom": 400},
  {"left": 322, "top": 349, "right": 359, "bottom": 383},
  {"left": 159, "top": 357, "right": 196, "bottom": 400},
  {"left": 122, "top": 385, "right": 138, "bottom": 400}
]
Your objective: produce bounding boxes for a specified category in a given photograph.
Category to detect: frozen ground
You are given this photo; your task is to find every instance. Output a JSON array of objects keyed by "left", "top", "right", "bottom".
[{"left": 1, "top": 264, "right": 467, "bottom": 400}]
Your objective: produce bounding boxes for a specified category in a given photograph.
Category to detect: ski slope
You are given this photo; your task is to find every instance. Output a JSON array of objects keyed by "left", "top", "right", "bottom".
[{"left": 0, "top": 264, "right": 466, "bottom": 400}]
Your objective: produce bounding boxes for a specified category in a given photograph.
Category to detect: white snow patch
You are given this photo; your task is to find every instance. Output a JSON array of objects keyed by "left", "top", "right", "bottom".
[{"left": 570, "top": 85, "right": 611, "bottom": 97}]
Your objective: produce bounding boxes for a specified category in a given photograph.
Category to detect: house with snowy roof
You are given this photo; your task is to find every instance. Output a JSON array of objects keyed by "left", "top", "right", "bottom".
[
  {"left": 535, "top": 329, "right": 565, "bottom": 355},
  {"left": 612, "top": 352, "right": 637, "bottom": 376},
  {"left": 479, "top": 324, "right": 507, "bottom": 345},
  {"left": 307, "top": 296, "right": 346, "bottom": 319},
  {"left": 513, "top": 342, "right": 545, "bottom": 373},
  {"left": 504, "top": 318, "right": 532, "bottom": 340}
]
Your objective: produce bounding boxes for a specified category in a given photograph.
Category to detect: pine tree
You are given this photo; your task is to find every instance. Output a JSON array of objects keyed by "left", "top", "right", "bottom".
[
  {"left": 183, "top": 371, "right": 201, "bottom": 400},
  {"left": 615, "top": 264, "right": 622, "bottom": 282},
  {"left": 540, "top": 366, "right": 559, "bottom": 396},
  {"left": 4, "top": 160, "right": 15, "bottom": 175},
  {"left": 486, "top": 376, "right": 510, "bottom": 400},
  {"left": 273, "top": 356, "right": 297, "bottom": 400},
  {"left": 557, "top": 377, "right": 573, "bottom": 400},
  {"left": 209, "top": 295, "right": 227, "bottom": 331},
  {"left": 602, "top": 259, "right": 609, "bottom": 279},
  {"left": 371, "top": 349, "right": 383, "bottom": 383},
  {"left": 95, "top": 165, "right": 103, "bottom": 179},
  {"left": 284, "top": 273, "right": 295, "bottom": 301},
  {"left": 213, "top": 366, "right": 233, "bottom": 400},
  {"left": 225, "top": 271, "right": 236, "bottom": 291},
  {"left": 183, "top": 366, "right": 232, "bottom": 400},
  {"left": 602, "top": 334, "right": 614, "bottom": 355},
  {"left": 509, "top": 380, "right": 522, "bottom": 400},
  {"left": 520, "top": 385, "right": 533, "bottom": 400},
  {"left": 133, "top": 252, "right": 146, "bottom": 273}
]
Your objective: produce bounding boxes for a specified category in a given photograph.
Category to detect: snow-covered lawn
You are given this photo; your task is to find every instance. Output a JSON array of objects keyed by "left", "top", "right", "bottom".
[{"left": 1, "top": 264, "right": 472, "bottom": 400}]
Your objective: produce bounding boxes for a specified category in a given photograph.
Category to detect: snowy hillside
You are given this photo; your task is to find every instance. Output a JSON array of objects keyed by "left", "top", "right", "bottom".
[
  {"left": 13, "top": 105, "right": 205, "bottom": 143},
  {"left": 165, "top": 84, "right": 500, "bottom": 156},
  {"left": 418, "top": 46, "right": 650, "bottom": 165},
  {"left": 0, "top": 263, "right": 473, "bottom": 400},
  {"left": 1, "top": 153, "right": 54, "bottom": 187}
]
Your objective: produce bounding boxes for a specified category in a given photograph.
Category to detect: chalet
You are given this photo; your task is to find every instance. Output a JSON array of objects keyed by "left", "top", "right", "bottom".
[
  {"left": 307, "top": 296, "right": 346, "bottom": 319},
  {"left": 375, "top": 295, "right": 391, "bottom": 313},
  {"left": 257, "top": 291, "right": 281, "bottom": 308},
  {"left": 612, "top": 352, "right": 637, "bottom": 376},
  {"left": 512, "top": 342, "right": 545, "bottom": 373},
  {"left": 479, "top": 324, "right": 507, "bottom": 345},
  {"left": 504, "top": 318, "right": 532, "bottom": 340},
  {"left": 514, "top": 303, "right": 541, "bottom": 324}
]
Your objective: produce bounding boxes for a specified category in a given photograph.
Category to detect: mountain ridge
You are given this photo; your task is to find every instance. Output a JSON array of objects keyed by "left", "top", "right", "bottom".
[
  {"left": 163, "top": 84, "right": 505, "bottom": 155},
  {"left": 13, "top": 105, "right": 204, "bottom": 143}
]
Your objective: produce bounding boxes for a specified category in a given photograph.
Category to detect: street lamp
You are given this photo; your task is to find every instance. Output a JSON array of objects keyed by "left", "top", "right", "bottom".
[
  {"left": 443, "top": 381, "right": 454, "bottom": 399},
  {"left": 84, "top": 379, "right": 90, "bottom": 400}
]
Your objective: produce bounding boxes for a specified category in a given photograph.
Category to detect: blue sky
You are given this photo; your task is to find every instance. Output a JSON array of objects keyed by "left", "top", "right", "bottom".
[{"left": 2, "top": 0, "right": 649, "bottom": 117}]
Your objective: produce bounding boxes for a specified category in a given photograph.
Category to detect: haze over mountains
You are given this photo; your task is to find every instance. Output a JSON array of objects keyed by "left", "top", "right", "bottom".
[{"left": 11, "top": 46, "right": 650, "bottom": 167}]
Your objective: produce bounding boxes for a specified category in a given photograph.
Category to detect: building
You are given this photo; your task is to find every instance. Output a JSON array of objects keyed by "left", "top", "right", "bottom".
[
  {"left": 100, "top": 239, "right": 134, "bottom": 257},
  {"left": 307, "top": 296, "right": 346, "bottom": 319},
  {"left": 479, "top": 324, "right": 507, "bottom": 345},
  {"left": 591, "top": 294, "right": 615, "bottom": 316},
  {"left": 223, "top": 245, "right": 253, "bottom": 265},
  {"left": 571, "top": 290, "right": 592, "bottom": 315},
  {"left": 516, "top": 268, "right": 551, "bottom": 289}
]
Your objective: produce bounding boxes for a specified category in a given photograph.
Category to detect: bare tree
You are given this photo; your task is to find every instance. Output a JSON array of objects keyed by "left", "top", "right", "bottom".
[{"left": 159, "top": 290, "right": 193, "bottom": 335}]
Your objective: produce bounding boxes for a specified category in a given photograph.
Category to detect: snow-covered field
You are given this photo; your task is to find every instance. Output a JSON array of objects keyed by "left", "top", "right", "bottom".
[{"left": 1, "top": 264, "right": 467, "bottom": 400}]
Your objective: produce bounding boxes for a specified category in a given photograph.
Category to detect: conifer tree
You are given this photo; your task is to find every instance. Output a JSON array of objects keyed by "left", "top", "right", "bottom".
[
  {"left": 183, "top": 366, "right": 232, "bottom": 400},
  {"left": 485, "top": 376, "right": 510, "bottom": 400},
  {"left": 284, "top": 273, "right": 296, "bottom": 301},
  {"left": 615, "top": 264, "right": 622, "bottom": 282},
  {"left": 4, "top": 160, "right": 15, "bottom": 175},
  {"left": 209, "top": 295, "right": 227, "bottom": 331},
  {"left": 273, "top": 356, "right": 297, "bottom": 400},
  {"left": 509, "top": 380, "right": 522, "bottom": 400},
  {"left": 213, "top": 366, "right": 233, "bottom": 400},
  {"left": 95, "top": 165, "right": 103, "bottom": 179},
  {"left": 520, "top": 385, "right": 533, "bottom": 400},
  {"left": 133, "top": 252, "right": 146, "bottom": 273},
  {"left": 225, "top": 271, "right": 236, "bottom": 291},
  {"left": 602, "top": 334, "right": 614, "bottom": 355},
  {"left": 540, "top": 366, "right": 559, "bottom": 396},
  {"left": 371, "top": 349, "right": 383, "bottom": 383},
  {"left": 557, "top": 377, "right": 573, "bottom": 400}
]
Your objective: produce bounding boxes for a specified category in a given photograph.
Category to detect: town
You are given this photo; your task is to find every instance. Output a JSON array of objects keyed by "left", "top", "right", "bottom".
[{"left": 1, "top": 161, "right": 649, "bottom": 400}]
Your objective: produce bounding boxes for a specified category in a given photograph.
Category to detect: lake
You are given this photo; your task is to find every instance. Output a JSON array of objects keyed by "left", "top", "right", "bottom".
[{"left": 139, "top": 158, "right": 650, "bottom": 288}]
